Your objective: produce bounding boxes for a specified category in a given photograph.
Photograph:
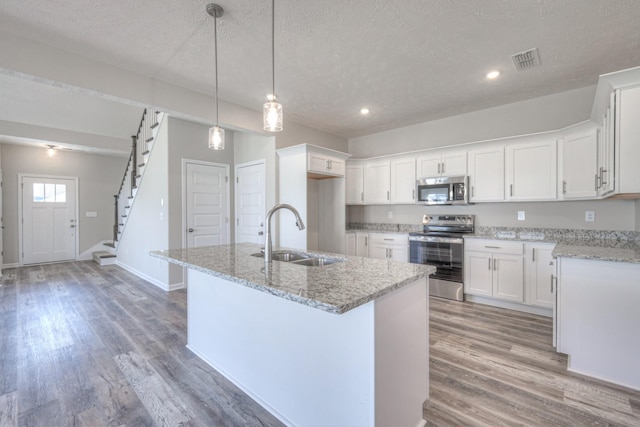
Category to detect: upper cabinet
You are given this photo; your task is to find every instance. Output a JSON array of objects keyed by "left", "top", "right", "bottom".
[
  {"left": 615, "top": 85, "right": 640, "bottom": 194},
  {"left": 308, "top": 149, "right": 346, "bottom": 177},
  {"left": 390, "top": 156, "right": 416, "bottom": 204},
  {"left": 558, "top": 128, "right": 598, "bottom": 200},
  {"left": 505, "top": 138, "right": 557, "bottom": 201},
  {"left": 416, "top": 149, "right": 467, "bottom": 178},
  {"left": 597, "top": 92, "right": 615, "bottom": 197},
  {"left": 364, "top": 159, "right": 391, "bottom": 204},
  {"left": 467, "top": 145, "right": 505, "bottom": 202},
  {"left": 345, "top": 160, "right": 365, "bottom": 205}
]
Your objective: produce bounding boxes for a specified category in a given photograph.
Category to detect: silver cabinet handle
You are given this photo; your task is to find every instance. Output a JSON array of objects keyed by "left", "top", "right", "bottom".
[
  {"left": 601, "top": 168, "right": 608, "bottom": 185},
  {"left": 488, "top": 258, "right": 491, "bottom": 270},
  {"left": 484, "top": 245, "right": 500, "bottom": 249},
  {"left": 493, "top": 258, "right": 497, "bottom": 270},
  {"left": 550, "top": 274, "right": 554, "bottom": 293},
  {"left": 510, "top": 184, "right": 513, "bottom": 197},
  {"left": 412, "top": 189, "right": 415, "bottom": 200},
  {"left": 384, "top": 238, "right": 394, "bottom": 241},
  {"left": 365, "top": 236, "right": 368, "bottom": 246},
  {"left": 532, "top": 248, "right": 536, "bottom": 262},
  {"left": 188, "top": 228, "right": 194, "bottom": 232},
  {"left": 437, "top": 163, "right": 441, "bottom": 174},
  {"left": 595, "top": 174, "right": 600, "bottom": 190},
  {"left": 471, "top": 186, "right": 475, "bottom": 197},
  {"left": 387, "top": 190, "right": 389, "bottom": 200},
  {"left": 441, "top": 163, "right": 445, "bottom": 174},
  {"left": 361, "top": 192, "right": 364, "bottom": 202},
  {"left": 562, "top": 181, "right": 567, "bottom": 194}
]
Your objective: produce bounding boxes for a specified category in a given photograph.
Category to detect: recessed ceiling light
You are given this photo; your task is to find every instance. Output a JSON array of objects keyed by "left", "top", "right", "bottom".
[
  {"left": 486, "top": 70, "right": 501, "bottom": 80},
  {"left": 360, "top": 108, "right": 370, "bottom": 115}
]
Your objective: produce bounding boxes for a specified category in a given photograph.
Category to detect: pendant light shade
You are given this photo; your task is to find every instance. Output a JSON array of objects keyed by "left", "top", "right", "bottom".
[
  {"left": 264, "top": 0, "right": 283, "bottom": 132},
  {"left": 207, "top": 3, "right": 225, "bottom": 150}
]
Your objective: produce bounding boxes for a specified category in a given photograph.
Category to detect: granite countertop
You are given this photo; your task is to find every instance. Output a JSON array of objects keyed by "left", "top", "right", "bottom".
[{"left": 150, "top": 243, "right": 435, "bottom": 315}]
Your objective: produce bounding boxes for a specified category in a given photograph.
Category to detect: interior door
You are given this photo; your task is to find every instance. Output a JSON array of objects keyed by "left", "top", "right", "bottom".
[
  {"left": 22, "top": 175, "right": 77, "bottom": 264},
  {"left": 185, "top": 162, "right": 229, "bottom": 248},
  {"left": 0, "top": 169, "right": 3, "bottom": 275},
  {"left": 235, "top": 161, "right": 265, "bottom": 244}
]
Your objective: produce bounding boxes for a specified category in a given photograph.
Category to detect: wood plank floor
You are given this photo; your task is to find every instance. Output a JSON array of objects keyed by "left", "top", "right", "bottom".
[
  {"left": 425, "top": 297, "right": 640, "bottom": 426},
  {"left": 1, "top": 261, "right": 639, "bottom": 426}
]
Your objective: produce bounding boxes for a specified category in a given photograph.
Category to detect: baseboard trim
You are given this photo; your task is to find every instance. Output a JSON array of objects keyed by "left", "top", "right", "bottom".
[
  {"left": 2, "top": 263, "right": 20, "bottom": 270},
  {"left": 465, "top": 295, "right": 552, "bottom": 317},
  {"left": 115, "top": 260, "right": 184, "bottom": 291}
]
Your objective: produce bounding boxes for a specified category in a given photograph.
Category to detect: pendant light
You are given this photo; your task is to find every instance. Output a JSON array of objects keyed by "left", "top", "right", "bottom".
[
  {"left": 207, "top": 3, "right": 225, "bottom": 150},
  {"left": 263, "top": 0, "right": 283, "bottom": 132}
]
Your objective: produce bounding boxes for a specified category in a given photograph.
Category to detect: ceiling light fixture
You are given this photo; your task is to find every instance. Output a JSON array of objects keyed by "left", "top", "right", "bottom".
[
  {"left": 263, "top": 0, "right": 283, "bottom": 132},
  {"left": 360, "top": 107, "right": 370, "bottom": 115},
  {"left": 207, "top": 3, "right": 225, "bottom": 150},
  {"left": 486, "top": 70, "right": 501, "bottom": 80},
  {"left": 46, "top": 144, "right": 56, "bottom": 157}
]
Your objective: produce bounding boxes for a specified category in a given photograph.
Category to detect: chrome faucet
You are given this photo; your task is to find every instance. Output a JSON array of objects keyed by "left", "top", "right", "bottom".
[{"left": 264, "top": 204, "right": 305, "bottom": 263}]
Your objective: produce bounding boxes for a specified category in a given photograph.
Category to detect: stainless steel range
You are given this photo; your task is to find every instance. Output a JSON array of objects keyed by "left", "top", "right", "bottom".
[{"left": 409, "top": 214, "right": 475, "bottom": 301}]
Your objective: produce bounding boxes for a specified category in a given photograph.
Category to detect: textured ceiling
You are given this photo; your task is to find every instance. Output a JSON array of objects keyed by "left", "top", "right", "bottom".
[{"left": 1, "top": 0, "right": 640, "bottom": 144}]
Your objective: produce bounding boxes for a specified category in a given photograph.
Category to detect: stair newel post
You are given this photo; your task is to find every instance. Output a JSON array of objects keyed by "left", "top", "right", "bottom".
[
  {"left": 130, "top": 135, "right": 138, "bottom": 193},
  {"left": 113, "top": 195, "right": 119, "bottom": 242}
]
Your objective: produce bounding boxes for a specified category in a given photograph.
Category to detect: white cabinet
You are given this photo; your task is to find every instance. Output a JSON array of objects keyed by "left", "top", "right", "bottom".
[
  {"left": 524, "top": 243, "right": 555, "bottom": 308},
  {"left": 345, "top": 161, "right": 365, "bottom": 204},
  {"left": 416, "top": 150, "right": 467, "bottom": 178},
  {"left": 558, "top": 129, "right": 598, "bottom": 200},
  {"left": 308, "top": 150, "right": 345, "bottom": 177},
  {"left": 390, "top": 156, "right": 416, "bottom": 204},
  {"left": 345, "top": 233, "right": 356, "bottom": 256},
  {"left": 615, "top": 85, "right": 640, "bottom": 194},
  {"left": 467, "top": 146, "right": 505, "bottom": 202},
  {"left": 505, "top": 138, "right": 557, "bottom": 201},
  {"left": 464, "top": 239, "right": 524, "bottom": 302},
  {"left": 369, "top": 233, "right": 408, "bottom": 263},
  {"left": 597, "top": 92, "right": 615, "bottom": 196},
  {"left": 364, "top": 160, "right": 391, "bottom": 204},
  {"left": 356, "top": 232, "right": 370, "bottom": 257}
]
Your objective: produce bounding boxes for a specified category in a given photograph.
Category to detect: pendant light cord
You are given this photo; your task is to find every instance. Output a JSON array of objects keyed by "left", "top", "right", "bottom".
[
  {"left": 271, "top": 0, "right": 275, "bottom": 97},
  {"left": 214, "top": 13, "right": 220, "bottom": 126}
]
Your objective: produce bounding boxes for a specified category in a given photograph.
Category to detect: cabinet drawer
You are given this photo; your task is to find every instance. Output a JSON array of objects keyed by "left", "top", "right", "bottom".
[
  {"left": 465, "top": 239, "right": 523, "bottom": 255},
  {"left": 370, "top": 233, "right": 409, "bottom": 245}
]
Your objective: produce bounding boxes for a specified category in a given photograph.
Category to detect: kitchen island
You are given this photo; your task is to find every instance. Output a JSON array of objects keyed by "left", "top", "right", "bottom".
[{"left": 151, "top": 243, "right": 435, "bottom": 427}]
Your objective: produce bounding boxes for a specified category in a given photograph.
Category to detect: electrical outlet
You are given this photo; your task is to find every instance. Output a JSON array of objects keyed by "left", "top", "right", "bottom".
[
  {"left": 387, "top": 211, "right": 393, "bottom": 219},
  {"left": 585, "top": 211, "right": 595, "bottom": 222},
  {"left": 517, "top": 211, "right": 525, "bottom": 221}
]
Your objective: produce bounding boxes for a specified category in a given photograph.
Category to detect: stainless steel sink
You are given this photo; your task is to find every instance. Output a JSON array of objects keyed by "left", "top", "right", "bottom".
[
  {"left": 290, "top": 257, "right": 344, "bottom": 267},
  {"left": 251, "top": 250, "right": 309, "bottom": 262}
]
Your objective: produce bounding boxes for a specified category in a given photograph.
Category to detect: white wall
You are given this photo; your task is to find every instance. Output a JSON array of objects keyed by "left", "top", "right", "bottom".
[
  {"left": 1, "top": 143, "right": 126, "bottom": 265},
  {"left": 348, "top": 86, "right": 595, "bottom": 158},
  {"left": 234, "top": 132, "right": 277, "bottom": 215},
  {"left": 348, "top": 199, "right": 636, "bottom": 231},
  {"left": 116, "top": 119, "right": 171, "bottom": 288}
]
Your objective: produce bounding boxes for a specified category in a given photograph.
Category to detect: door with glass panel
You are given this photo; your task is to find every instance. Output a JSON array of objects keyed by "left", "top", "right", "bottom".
[{"left": 21, "top": 175, "right": 77, "bottom": 264}]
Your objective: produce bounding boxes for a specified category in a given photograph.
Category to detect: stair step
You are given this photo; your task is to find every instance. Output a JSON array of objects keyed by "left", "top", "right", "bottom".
[
  {"left": 103, "top": 242, "right": 115, "bottom": 248},
  {"left": 138, "top": 163, "right": 146, "bottom": 168},
  {"left": 146, "top": 137, "right": 154, "bottom": 143},
  {"left": 125, "top": 206, "right": 131, "bottom": 209},
  {"left": 128, "top": 196, "right": 134, "bottom": 199},
  {"left": 119, "top": 223, "right": 124, "bottom": 226},
  {"left": 135, "top": 175, "right": 141, "bottom": 179},
  {"left": 150, "top": 122, "right": 159, "bottom": 129},
  {"left": 142, "top": 151, "right": 150, "bottom": 156},
  {"left": 93, "top": 251, "right": 116, "bottom": 266},
  {"left": 121, "top": 214, "right": 127, "bottom": 218}
]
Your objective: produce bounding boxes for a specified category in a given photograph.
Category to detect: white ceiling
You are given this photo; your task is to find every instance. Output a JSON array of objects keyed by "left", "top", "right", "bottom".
[{"left": 1, "top": 0, "right": 640, "bottom": 151}]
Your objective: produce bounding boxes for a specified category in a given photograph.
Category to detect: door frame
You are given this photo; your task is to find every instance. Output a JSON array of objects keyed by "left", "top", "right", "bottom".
[
  {"left": 234, "top": 159, "right": 266, "bottom": 244},
  {"left": 18, "top": 173, "right": 79, "bottom": 266},
  {"left": 181, "top": 159, "right": 231, "bottom": 251}
]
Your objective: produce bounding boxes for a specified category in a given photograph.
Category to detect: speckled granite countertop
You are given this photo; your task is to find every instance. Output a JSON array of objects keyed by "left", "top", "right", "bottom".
[{"left": 151, "top": 243, "right": 435, "bottom": 315}]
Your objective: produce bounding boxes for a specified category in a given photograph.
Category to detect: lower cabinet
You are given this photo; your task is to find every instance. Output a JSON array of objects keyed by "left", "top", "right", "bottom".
[
  {"left": 345, "top": 232, "right": 356, "bottom": 256},
  {"left": 464, "top": 239, "right": 524, "bottom": 302},
  {"left": 345, "top": 232, "right": 371, "bottom": 257},
  {"left": 524, "top": 243, "right": 556, "bottom": 308},
  {"left": 369, "top": 233, "right": 409, "bottom": 262}
]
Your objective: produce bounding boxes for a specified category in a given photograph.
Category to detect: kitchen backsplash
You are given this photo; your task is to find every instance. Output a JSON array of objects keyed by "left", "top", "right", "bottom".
[{"left": 347, "top": 222, "right": 640, "bottom": 244}]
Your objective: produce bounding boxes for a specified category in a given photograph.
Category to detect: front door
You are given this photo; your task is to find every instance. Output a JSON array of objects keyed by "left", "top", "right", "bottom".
[
  {"left": 21, "top": 175, "right": 77, "bottom": 264},
  {"left": 185, "top": 161, "right": 229, "bottom": 248},
  {"left": 235, "top": 161, "right": 266, "bottom": 244}
]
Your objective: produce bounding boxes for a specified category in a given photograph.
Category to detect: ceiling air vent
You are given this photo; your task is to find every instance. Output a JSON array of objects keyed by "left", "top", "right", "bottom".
[{"left": 511, "top": 48, "right": 541, "bottom": 71}]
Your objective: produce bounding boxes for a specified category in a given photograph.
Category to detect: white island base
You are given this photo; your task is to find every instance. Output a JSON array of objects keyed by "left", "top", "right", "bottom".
[{"left": 187, "top": 268, "right": 429, "bottom": 427}]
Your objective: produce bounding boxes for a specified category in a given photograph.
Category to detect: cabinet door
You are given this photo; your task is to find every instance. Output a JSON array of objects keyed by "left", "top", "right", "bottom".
[
  {"left": 442, "top": 150, "right": 467, "bottom": 175},
  {"left": 346, "top": 163, "right": 364, "bottom": 204},
  {"left": 364, "top": 160, "right": 391, "bottom": 204},
  {"left": 616, "top": 86, "right": 640, "bottom": 194},
  {"left": 505, "top": 139, "right": 557, "bottom": 201},
  {"left": 599, "top": 92, "right": 615, "bottom": 195},
  {"left": 492, "top": 253, "right": 524, "bottom": 302},
  {"left": 467, "top": 146, "right": 505, "bottom": 202},
  {"left": 369, "top": 243, "right": 389, "bottom": 259},
  {"left": 388, "top": 244, "right": 408, "bottom": 263},
  {"left": 390, "top": 157, "right": 416, "bottom": 204},
  {"left": 464, "top": 251, "right": 493, "bottom": 296},
  {"left": 559, "top": 130, "right": 598, "bottom": 199},
  {"left": 308, "top": 153, "right": 328, "bottom": 174},
  {"left": 327, "top": 157, "right": 345, "bottom": 176},
  {"left": 526, "top": 244, "right": 555, "bottom": 308},
  {"left": 345, "top": 233, "right": 356, "bottom": 256},
  {"left": 355, "top": 233, "right": 369, "bottom": 257},
  {"left": 416, "top": 154, "right": 441, "bottom": 177}
]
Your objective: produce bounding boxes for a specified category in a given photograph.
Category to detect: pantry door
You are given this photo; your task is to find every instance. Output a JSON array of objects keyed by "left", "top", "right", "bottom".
[{"left": 21, "top": 175, "right": 78, "bottom": 265}]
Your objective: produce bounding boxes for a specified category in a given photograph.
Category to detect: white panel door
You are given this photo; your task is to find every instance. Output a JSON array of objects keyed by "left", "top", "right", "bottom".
[
  {"left": 22, "top": 176, "right": 77, "bottom": 264},
  {"left": 235, "top": 161, "right": 265, "bottom": 244},
  {"left": 0, "top": 169, "right": 3, "bottom": 274},
  {"left": 186, "top": 162, "right": 228, "bottom": 248}
]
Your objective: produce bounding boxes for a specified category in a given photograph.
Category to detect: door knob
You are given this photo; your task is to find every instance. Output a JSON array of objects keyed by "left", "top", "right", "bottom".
[
  {"left": 258, "top": 231, "right": 264, "bottom": 235},
  {"left": 70, "top": 225, "right": 76, "bottom": 228},
  {"left": 188, "top": 228, "right": 194, "bottom": 232}
]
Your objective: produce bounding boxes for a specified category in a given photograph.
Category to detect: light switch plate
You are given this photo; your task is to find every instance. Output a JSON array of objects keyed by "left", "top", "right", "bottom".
[
  {"left": 388, "top": 211, "right": 393, "bottom": 219},
  {"left": 85, "top": 211, "right": 97, "bottom": 217},
  {"left": 517, "top": 211, "right": 525, "bottom": 221},
  {"left": 585, "top": 211, "right": 595, "bottom": 222}
]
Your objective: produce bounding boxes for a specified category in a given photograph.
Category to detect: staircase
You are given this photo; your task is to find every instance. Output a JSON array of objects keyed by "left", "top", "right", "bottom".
[{"left": 112, "top": 108, "right": 165, "bottom": 247}]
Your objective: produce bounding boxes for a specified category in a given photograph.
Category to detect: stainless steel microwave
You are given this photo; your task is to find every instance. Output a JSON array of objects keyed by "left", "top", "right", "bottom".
[{"left": 416, "top": 176, "right": 469, "bottom": 205}]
